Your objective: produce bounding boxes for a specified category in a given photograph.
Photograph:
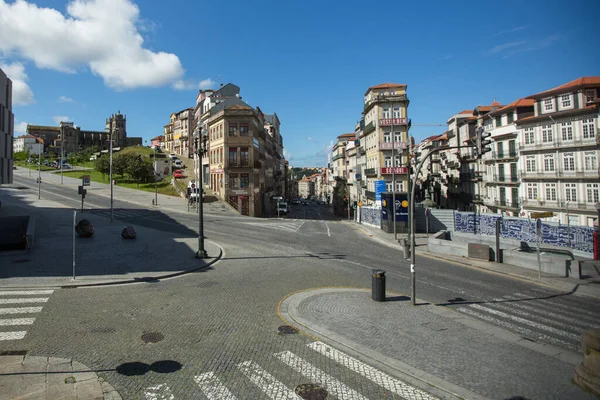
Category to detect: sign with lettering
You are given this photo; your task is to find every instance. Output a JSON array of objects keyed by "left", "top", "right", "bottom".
[
  {"left": 381, "top": 167, "right": 408, "bottom": 175},
  {"left": 380, "top": 142, "right": 408, "bottom": 150},
  {"left": 82, "top": 175, "right": 91, "bottom": 186},
  {"left": 379, "top": 118, "right": 408, "bottom": 126},
  {"left": 530, "top": 212, "right": 553, "bottom": 219}
]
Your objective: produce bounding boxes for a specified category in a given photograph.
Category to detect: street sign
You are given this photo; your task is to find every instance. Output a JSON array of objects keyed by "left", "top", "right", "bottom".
[
  {"left": 531, "top": 211, "right": 553, "bottom": 219},
  {"left": 82, "top": 175, "right": 91, "bottom": 186}
]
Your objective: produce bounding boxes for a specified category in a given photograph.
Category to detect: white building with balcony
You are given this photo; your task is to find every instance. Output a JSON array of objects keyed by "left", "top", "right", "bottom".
[{"left": 515, "top": 77, "right": 599, "bottom": 227}]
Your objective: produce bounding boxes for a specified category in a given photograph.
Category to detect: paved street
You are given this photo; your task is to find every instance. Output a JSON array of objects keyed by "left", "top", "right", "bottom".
[{"left": 1, "top": 167, "right": 599, "bottom": 399}]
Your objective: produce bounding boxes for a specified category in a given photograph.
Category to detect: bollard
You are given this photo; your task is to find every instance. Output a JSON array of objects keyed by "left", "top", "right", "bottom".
[
  {"left": 372, "top": 269, "right": 386, "bottom": 302},
  {"left": 401, "top": 239, "right": 410, "bottom": 259}
]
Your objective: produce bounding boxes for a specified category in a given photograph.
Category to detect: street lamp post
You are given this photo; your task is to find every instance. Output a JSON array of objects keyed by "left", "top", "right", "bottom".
[
  {"left": 60, "top": 131, "right": 64, "bottom": 184},
  {"left": 194, "top": 127, "right": 208, "bottom": 259},
  {"left": 37, "top": 146, "right": 41, "bottom": 199},
  {"left": 566, "top": 201, "right": 572, "bottom": 248},
  {"left": 108, "top": 116, "right": 114, "bottom": 222}
]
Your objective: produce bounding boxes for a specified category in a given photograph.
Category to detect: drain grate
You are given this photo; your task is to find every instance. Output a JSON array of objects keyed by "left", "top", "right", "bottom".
[
  {"left": 295, "top": 383, "right": 328, "bottom": 399},
  {"left": 141, "top": 332, "right": 164, "bottom": 343},
  {"left": 278, "top": 325, "right": 298, "bottom": 335}
]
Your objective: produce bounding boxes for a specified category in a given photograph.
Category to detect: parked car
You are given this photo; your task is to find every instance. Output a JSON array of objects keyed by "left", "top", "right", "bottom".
[
  {"left": 173, "top": 170, "right": 183, "bottom": 179},
  {"left": 61, "top": 164, "right": 72, "bottom": 169},
  {"left": 174, "top": 160, "right": 183, "bottom": 169}
]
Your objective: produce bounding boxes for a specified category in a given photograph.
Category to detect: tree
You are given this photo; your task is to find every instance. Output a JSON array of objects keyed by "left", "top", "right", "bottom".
[
  {"left": 13, "top": 151, "right": 29, "bottom": 161},
  {"left": 94, "top": 156, "right": 110, "bottom": 179},
  {"left": 127, "top": 156, "right": 153, "bottom": 187},
  {"left": 332, "top": 179, "right": 349, "bottom": 217}
]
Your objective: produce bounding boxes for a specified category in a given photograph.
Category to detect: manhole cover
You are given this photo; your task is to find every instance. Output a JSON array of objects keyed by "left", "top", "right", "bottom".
[
  {"left": 295, "top": 383, "right": 328, "bottom": 399},
  {"left": 141, "top": 332, "right": 164, "bottom": 343},
  {"left": 278, "top": 325, "right": 298, "bottom": 335}
]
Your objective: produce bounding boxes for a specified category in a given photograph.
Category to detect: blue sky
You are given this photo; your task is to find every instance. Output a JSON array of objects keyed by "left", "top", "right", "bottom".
[{"left": 1, "top": 0, "right": 599, "bottom": 167}]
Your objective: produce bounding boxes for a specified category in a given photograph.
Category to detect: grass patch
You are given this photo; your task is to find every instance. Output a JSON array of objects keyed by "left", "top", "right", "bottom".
[
  {"left": 61, "top": 170, "right": 180, "bottom": 197},
  {"left": 14, "top": 161, "right": 55, "bottom": 171}
]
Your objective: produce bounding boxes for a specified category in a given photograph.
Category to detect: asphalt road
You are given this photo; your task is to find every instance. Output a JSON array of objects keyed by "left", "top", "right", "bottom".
[{"left": 3, "top": 174, "right": 599, "bottom": 399}]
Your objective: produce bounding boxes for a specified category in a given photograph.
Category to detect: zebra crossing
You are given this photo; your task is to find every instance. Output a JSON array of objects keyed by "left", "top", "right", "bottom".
[
  {"left": 0, "top": 290, "right": 54, "bottom": 341},
  {"left": 241, "top": 220, "right": 305, "bottom": 233},
  {"left": 145, "top": 341, "right": 438, "bottom": 400},
  {"left": 86, "top": 208, "right": 155, "bottom": 221},
  {"left": 451, "top": 288, "right": 600, "bottom": 351}
]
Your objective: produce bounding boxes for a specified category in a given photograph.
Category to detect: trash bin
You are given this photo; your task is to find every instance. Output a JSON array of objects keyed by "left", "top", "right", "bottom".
[{"left": 372, "top": 269, "right": 386, "bottom": 302}]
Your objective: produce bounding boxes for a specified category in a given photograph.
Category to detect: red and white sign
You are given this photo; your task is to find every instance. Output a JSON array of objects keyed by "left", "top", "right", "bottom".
[
  {"left": 210, "top": 168, "right": 224, "bottom": 173},
  {"left": 379, "top": 118, "right": 408, "bottom": 126},
  {"left": 381, "top": 166, "right": 408, "bottom": 175}
]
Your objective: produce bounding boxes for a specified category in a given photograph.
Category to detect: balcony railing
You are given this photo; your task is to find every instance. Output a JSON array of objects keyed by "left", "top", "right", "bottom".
[
  {"left": 493, "top": 199, "right": 521, "bottom": 208},
  {"left": 332, "top": 153, "right": 344, "bottom": 161},
  {"left": 495, "top": 175, "right": 519, "bottom": 183},
  {"left": 365, "top": 168, "right": 377, "bottom": 176},
  {"left": 364, "top": 94, "right": 409, "bottom": 111},
  {"left": 492, "top": 151, "right": 518, "bottom": 159},
  {"left": 520, "top": 168, "right": 600, "bottom": 179},
  {"left": 365, "top": 190, "right": 375, "bottom": 199},
  {"left": 363, "top": 121, "right": 375, "bottom": 134},
  {"left": 520, "top": 137, "right": 598, "bottom": 152}
]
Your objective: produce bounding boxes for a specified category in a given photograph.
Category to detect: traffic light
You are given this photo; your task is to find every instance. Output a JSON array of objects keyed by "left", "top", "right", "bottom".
[
  {"left": 477, "top": 127, "right": 492, "bottom": 158},
  {"left": 413, "top": 151, "right": 422, "bottom": 166}
]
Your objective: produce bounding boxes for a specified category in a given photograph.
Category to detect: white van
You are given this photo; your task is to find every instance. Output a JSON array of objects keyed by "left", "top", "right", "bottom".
[{"left": 187, "top": 181, "right": 204, "bottom": 202}]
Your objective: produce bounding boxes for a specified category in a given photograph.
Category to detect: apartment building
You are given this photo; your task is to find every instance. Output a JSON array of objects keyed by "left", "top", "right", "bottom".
[
  {"left": 414, "top": 135, "right": 442, "bottom": 204},
  {"left": 164, "top": 108, "right": 194, "bottom": 157},
  {"left": 0, "top": 68, "right": 14, "bottom": 184},
  {"left": 516, "top": 77, "right": 600, "bottom": 227},
  {"left": 13, "top": 135, "right": 42, "bottom": 154},
  {"left": 361, "top": 83, "right": 410, "bottom": 203},
  {"left": 298, "top": 178, "right": 314, "bottom": 198},
  {"left": 480, "top": 98, "right": 535, "bottom": 216}
]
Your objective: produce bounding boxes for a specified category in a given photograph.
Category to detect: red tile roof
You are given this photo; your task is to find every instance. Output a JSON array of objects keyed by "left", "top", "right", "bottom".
[
  {"left": 364, "top": 83, "right": 407, "bottom": 95},
  {"left": 489, "top": 98, "right": 535, "bottom": 115},
  {"left": 337, "top": 133, "right": 355, "bottom": 139},
  {"left": 529, "top": 76, "right": 600, "bottom": 98},
  {"left": 457, "top": 110, "right": 473, "bottom": 115}
]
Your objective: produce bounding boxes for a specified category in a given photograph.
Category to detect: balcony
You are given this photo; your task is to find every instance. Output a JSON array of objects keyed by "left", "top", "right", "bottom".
[
  {"left": 365, "top": 190, "right": 375, "bottom": 199},
  {"left": 364, "top": 94, "right": 409, "bottom": 111},
  {"left": 494, "top": 174, "right": 519, "bottom": 183},
  {"left": 492, "top": 151, "right": 518, "bottom": 160},
  {"left": 332, "top": 153, "right": 344, "bottom": 161},
  {"left": 380, "top": 141, "right": 408, "bottom": 150},
  {"left": 520, "top": 168, "right": 600, "bottom": 180},
  {"left": 447, "top": 161, "right": 458, "bottom": 169},
  {"left": 430, "top": 155, "right": 440, "bottom": 163},
  {"left": 363, "top": 121, "right": 375, "bottom": 134},
  {"left": 365, "top": 168, "right": 377, "bottom": 177},
  {"left": 494, "top": 199, "right": 521, "bottom": 209},
  {"left": 379, "top": 118, "right": 410, "bottom": 127},
  {"left": 440, "top": 152, "right": 447, "bottom": 159}
]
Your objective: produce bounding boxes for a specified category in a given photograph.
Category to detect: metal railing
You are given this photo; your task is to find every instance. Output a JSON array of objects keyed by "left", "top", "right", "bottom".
[{"left": 365, "top": 168, "right": 377, "bottom": 176}]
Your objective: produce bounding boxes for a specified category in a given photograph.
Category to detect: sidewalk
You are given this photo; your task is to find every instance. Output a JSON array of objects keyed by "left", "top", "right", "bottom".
[
  {"left": 280, "top": 288, "right": 594, "bottom": 400},
  {"left": 352, "top": 220, "right": 600, "bottom": 300}
]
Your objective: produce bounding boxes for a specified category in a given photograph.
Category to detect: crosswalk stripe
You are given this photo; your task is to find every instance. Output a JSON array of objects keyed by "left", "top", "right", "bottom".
[
  {"left": 144, "top": 383, "right": 175, "bottom": 400},
  {"left": 0, "top": 290, "right": 54, "bottom": 296},
  {"left": 496, "top": 296, "right": 600, "bottom": 331},
  {"left": 512, "top": 292, "right": 599, "bottom": 320},
  {"left": 468, "top": 303, "right": 579, "bottom": 340},
  {"left": 308, "top": 342, "right": 438, "bottom": 400},
  {"left": 0, "top": 307, "right": 43, "bottom": 315},
  {"left": 274, "top": 350, "right": 368, "bottom": 400},
  {"left": 237, "top": 360, "right": 300, "bottom": 399},
  {"left": 0, "top": 331, "right": 27, "bottom": 340},
  {"left": 0, "top": 318, "right": 35, "bottom": 326},
  {"left": 194, "top": 371, "right": 238, "bottom": 400},
  {"left": 0, "top": 298, "right": 49, "bottom": 304},
  {"left": 457, "top": 307, "right": 574, "bottom": 348}
]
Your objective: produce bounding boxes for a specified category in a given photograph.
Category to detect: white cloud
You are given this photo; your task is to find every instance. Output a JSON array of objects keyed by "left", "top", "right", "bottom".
[
  {"left": 173, "top": 78, "right": 215, "bottom": 91},
  {"left": 307, "top": 136, "right": 314, "bottom": 141},
  {"left": 58, "top": 95, "right": 73, "bottom": 103},
  {"left": 487, "top": 41, "right": 527, "bottom": 54},
  {"left": 0, "top": 0, "right": 190, "bottom": 90},
  {"left": 53, "top": 116, "right": 70, "bottom": 124},
  {"left": 14, "top": 121, "right": 28, "bottom": 135},
  {"left": 0, "top": 61, "right": 34, "bottom": 105},
  {"left": 283, "top": 149, "right": 292, "bottom": 161}
]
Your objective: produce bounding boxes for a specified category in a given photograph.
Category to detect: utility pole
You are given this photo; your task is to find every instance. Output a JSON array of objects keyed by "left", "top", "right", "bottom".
[
  {"left": 194, "top": 125, "right": 208, "bottom": 258},
  {"left": 154, "top": 145, "right": 158, "bottom": 206},
  {"left": 60, "top": 128, "right": 64, "bottom": 184},
  {"left": 37, "top": 146, "right": 41, "bottom": 199}
]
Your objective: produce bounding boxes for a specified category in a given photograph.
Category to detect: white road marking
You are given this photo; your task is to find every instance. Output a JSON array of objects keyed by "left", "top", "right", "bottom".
[
  {"left": 0, "top": 307, "right": 43, "bottom": 315},
  {"left": 512, "top": 292, "right": 600, "bottom": 320},
  {"left": 315, "top": 209, "right": 331, "bottom": 237},
  {"left": 237, "top": 360, "right": 301, "bottom": 399},
  {"left": 0, "top": 290, "right": 54, "bottom": 296},
  {"left": 194, "top": 371, "right": 238, "bottom": 400},
  {"left": 294, "top": 220, "right": 306, "bottom": 232},
  {"left": 457, "top": 307, "right": 574, "bottom": 348},
  {"left": 468, "top": 303, "right": 579, "bottom": 340},
  {"left": 0, "top": 318, "right": 35, "bottom": 326},
  {"left": 144, "top": 383, "right": 175, "bottom": 400},
  {"left": 273, "top": 350, "right": 367, "bottom": 400},
  {"left": 0, "top": 298, "right": 49, "bottom": 304},
  {"left": 308, "top": 341, "right": 438, "bottom": 400},
  {"left": 0, "top": 331, "right": 27, "bottom": 340}
]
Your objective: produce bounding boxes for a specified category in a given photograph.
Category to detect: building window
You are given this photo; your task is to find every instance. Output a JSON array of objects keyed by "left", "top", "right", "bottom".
[
  {"left": 383, "top": 133, "right": 391, "bottom": 143},
  {"left": 524, "top": 127, "right": 535, "bottom": 144},
  {"left": 240, "top": 173, "right": 249, "bottom": 188},
  {"left": 495, "top": 116, "right": 502, "bottom": 127},
  {"left": 585, "top": 89, "right": 596, "bottom": 103},
  {"left": 382, "top": 108, "right": 390, "bottom": 118},
  {"left": 587, "top": 183, "right": 599, "bottom": 203},
  {"left": 229, "top": 173, "right": 238, "bottom": 188},
  {"left": 541, "top": 125, "right": 553, "bottom": 143},
  {"left": 561, "top": 122, "right": 573, "bottom": 140},
  {"left": 228, "top": 123, "right": 237, "bottom": 136},
  {"left": 565, "top": 183, "right": 577, "bottom": 202},
  {"left": 563, "top": 152, "right": 575, "bottom": 171},
  {"left": 228, "top": 147, "right": 237, "bottom": 166},
  {"left": 543, "top": 154, "right": 555, "bottom": 172},
  {"left": 584, "top": 151, "right": 597, "bottom": 171},
  {"left": 582, "top": 118, "right": 595, "bottom": 139},
  {"left": 561, "top": 94, "right": 572, "bottom": 108},
  {"left": 526, "top": 156, "right": 536, "bottom": 172},
  {"left": 240, "top": 123, "right": 249, "bottom": 136},
  {"left": 384, "top": 156, "right": 392, "bottom": 167},
  {"left": 544, "top": 98, "right": 554, "bottom": 112},
  {"left": 393, "top": 107, "right": 400, "bottom": 118},
  {"left": 386, "top": 182, "right": 393, "bottom": 192},
  {"left": 527, "top": 183, "right": 538, "bottom": 200},
  {"left": 507, "top": 112, "right": 514, "bottom": 124},
  {"left": 545, "top": 183, "right": 557, "bottom": 201},
  {"left": 240, "top": 147, "right": 249, "bottom": 166}
]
